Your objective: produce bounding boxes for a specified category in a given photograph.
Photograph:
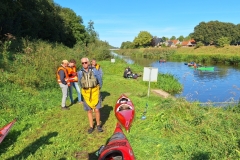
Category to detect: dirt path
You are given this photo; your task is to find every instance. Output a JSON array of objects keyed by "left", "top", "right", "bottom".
[{"left": 151, "top": 89, "right": 175, "bottom": 99}]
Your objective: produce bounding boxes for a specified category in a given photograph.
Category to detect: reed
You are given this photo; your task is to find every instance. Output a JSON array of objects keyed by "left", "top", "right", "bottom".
[{"left": 116, "top": 46, "right": 240, "bottom": 65}]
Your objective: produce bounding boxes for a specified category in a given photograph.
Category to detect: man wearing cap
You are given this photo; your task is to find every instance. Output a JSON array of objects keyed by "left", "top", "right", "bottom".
[{"left": 57, "top": 60, "right": 70, "bottom": 110}]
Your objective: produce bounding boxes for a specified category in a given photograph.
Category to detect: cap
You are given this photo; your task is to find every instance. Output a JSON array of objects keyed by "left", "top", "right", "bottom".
[{"left": 62, "top": 60, "right": 69, "bottom": 64}]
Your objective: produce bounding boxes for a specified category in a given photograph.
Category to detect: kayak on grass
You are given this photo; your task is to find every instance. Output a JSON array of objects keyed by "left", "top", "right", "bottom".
[
  {"left": 0, "top": 119, "right": 17, "bottom": 144},
  {"left": 97, "top": 123, "right": 135, "bottom": 160},
  {"left": 114, "top": 94, "right": 135, "bottom": 132}
]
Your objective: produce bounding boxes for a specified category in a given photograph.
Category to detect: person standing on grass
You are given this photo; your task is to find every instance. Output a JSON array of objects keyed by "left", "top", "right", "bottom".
[
  {"left": 78, "top": 57, "right": 103, "bottom": 134},
  {"left": 91, "top": 58, "right": 103, "bottom": 78},
  {"left": 91, "top": 58, "right": 103, "bottom": 102},
  {"left": 57, "top": 60, "right": 70, "bottom": 110},
  {"left": 67, "top": 59, "right": 83, "bottom": 104}
]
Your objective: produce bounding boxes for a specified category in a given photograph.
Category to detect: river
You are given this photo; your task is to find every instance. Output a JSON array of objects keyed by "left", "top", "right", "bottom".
[{"left": 111, "top": 51, "right": 240, "bottom": 105}]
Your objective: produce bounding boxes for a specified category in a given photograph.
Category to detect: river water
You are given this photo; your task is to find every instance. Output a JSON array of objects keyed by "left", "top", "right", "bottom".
[{"left": 112, "top": 51, "right": 240, "bottom": 105}]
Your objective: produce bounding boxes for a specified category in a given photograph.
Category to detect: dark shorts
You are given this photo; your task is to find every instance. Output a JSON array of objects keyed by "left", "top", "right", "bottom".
[{"left": 83, "top": 96, "right": 102, "bottom": 111}]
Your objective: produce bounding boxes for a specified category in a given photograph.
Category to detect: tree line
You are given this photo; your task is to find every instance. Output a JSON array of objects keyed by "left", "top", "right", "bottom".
[
  {"left": 121, "top": 21, "right": 240, "bottom": 49},
  {"left": 0, "top": 0, "right": 99, "bottom": 48}
]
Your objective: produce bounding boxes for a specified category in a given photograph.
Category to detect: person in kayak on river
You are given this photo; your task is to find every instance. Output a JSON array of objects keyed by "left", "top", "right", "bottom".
[{"left": 78, "top": 57, "right": 103, "bottom": 134}]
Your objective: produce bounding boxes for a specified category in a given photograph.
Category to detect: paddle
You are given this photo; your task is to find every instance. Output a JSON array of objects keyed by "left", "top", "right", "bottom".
[{"left": 141, "top": 103, "right": 148, "bottom": 120}]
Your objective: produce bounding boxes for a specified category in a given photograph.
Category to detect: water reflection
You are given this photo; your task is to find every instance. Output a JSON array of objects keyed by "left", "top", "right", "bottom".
[
  {"left": 151, "top": 61, "right": 240, "bottom": 103},
  {"left": 111, "top": 51, "right": 134, "bottom": 64}
]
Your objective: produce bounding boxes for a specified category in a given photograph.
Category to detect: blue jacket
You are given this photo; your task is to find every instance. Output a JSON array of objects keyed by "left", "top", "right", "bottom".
[{"left": 78, "top": 67, "right": 102, "bottom": 88}]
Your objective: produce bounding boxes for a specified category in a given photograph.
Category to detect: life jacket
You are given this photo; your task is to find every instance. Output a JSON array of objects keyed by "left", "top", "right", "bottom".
[
  {"left": 67, "top": 66, "right": 78, "bottom": 82},
  {"left": 81, "top": 85, "right": 100, "bottom": 108},
  {"left": 95, "top": 64, "right": 101, "bottom": 70},
  {"left": 56, "top": 66, "right": 70, "bottom": 86},
  {"left": 80, "top": 69, "right": 98, "bottom": 89}
]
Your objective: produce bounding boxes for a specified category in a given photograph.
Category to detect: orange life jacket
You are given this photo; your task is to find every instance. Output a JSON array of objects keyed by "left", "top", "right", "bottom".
[
  {"left": 67, "top": 66, "right": 78, "bottom": 82},
  {"left": 57, "top": 66, "right": 70, "bottom": 86},
  {"left": 95, "top": 64, "right": 100, "bottom": 70}
]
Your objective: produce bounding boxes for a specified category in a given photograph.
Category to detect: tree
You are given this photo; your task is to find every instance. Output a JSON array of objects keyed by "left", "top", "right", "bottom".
[
  {"left": 217, "top": 37, "right": 230, "bottom": 47},
  {"left": 59, "top": 8, "right": 86, "bottom": 47},
  {"left": 133, "top": 31, "right": 152, "bottom": 48},
  {"left": 170, "top": 36, "right": 176, "bottom": 40},
  {"left": 120, "top": 41, "right": 134, "bottom": 49},
  {"left": 237, "top": 24, "right": 240, "bottom": 45},
  {"left": 0, "top": 0, "right": 88, "bottom": 47},
  {"left": 162, "top": 36, "right": 168, "bottom": 42},
  {"left": 192, "top": 21, "right": 239, "bottom": 45},
  {"left": 85, "top": 20, "right": 99, "bottom": 46},
  {"left": 177, "top": 35, "right": 184, "bottom": 42},
  {"left": 184, "top": 35, "right": 192, "bottom": 41}
]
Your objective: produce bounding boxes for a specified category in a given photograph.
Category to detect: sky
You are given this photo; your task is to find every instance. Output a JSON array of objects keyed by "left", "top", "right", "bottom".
[{"left": 54, "top": 0, "right": 240, "bottom": 48}]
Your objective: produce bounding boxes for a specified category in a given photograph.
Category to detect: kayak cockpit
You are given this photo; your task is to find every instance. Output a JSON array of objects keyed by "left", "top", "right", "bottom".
[
  {"left": 117, "top": 97, "right": 130, "bottom": 103},
  {"left": 117, "top": 104, "right": 133, "bottom": 111},
  {"left": 99, "top": 150, "right": 123, "bottom": 160}
]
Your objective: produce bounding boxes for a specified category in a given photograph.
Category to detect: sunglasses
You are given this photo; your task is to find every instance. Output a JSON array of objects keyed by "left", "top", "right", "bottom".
[{"left": 82, "top": 62, "right": 88, "bottom": 64}]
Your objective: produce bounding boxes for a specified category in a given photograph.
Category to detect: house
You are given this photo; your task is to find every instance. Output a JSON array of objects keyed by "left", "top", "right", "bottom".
[
  {"left": 181, "top": 39, "right": 196, "bottom": 47},
  {"left": 171, "top": 39, "right": 181, "bottom": 45},
  {"left": 152, "top": 37, "right": 164, "bottom": 47},
  {"left": 163, "top": 39, "right": 181, "bottom": 47}
]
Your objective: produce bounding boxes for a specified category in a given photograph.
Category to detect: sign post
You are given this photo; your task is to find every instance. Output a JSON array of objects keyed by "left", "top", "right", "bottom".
[
  {"left": 111, "top": 59, "right": 115, "bottom": 63},
  {"left": 143, "top": 67, "right": 158, "bottom": 98},
  {"left": 141, "top": 67, "right": 158, "bottom": 120}
]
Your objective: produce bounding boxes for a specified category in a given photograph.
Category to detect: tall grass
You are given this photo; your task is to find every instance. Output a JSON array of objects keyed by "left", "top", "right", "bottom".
[
  {"left": 0, "top": 39, "right": 111, "bottom": 89},
  {"left": 116, "top": 46, "right": 240, "bottom": 65}
]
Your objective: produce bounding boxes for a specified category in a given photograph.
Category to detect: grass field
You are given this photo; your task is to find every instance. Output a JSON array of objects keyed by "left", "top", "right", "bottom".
[{"left": 0, "top": 59, "right": 240, "bottom": 160}]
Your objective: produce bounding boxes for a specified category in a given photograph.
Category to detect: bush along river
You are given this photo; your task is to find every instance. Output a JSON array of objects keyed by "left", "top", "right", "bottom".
[{"left": 111, "top": 51, "right": 240, "bottom": 106}]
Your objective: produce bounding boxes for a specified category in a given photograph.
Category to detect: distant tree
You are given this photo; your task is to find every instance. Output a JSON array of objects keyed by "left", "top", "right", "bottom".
[
  {"left": 217, "top": 37, "right": 230, "bottom": 47},
  {"left": 184, "top": 35, "right": 192, "bottom": 41},
  {"left": 170, "top": 36, "right": 176, "bottom": 40},
  {"left": 162, "top": 36, "right": 168, "bottom": 42},
  {"left": 192, "top": 21, "right": 238, "bottom": 45},
  {"left": 133, "top": 31, "right": 152, "bottom": 48},
  {"left": 177, "top": 35, "right": 184, "bottom": 41},
  {"left": 85, "top": 20, "right": 99, "bottom": 46},
  {"left": 194, "top": 41, "right": 204, "bottom": 49},
  {"left": 120, "top": 41, "right": 134, "bottom": 49},
  {"left": 237, "top": 24, "right": 240, "bottom": 45}
]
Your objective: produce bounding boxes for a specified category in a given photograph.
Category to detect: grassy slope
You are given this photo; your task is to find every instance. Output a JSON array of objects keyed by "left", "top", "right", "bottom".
[
  {"left": 176, "top": 46, "right": 240, "bottom": 55},
  {"left": 0, "top": 60, "right": 240, "bottom": 160}
]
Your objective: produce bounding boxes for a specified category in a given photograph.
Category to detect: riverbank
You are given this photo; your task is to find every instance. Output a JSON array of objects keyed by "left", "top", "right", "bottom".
[
  {"left": 152, "top": 89, "right": 173, "bottom": 98},
  {"left": 115, "top": 46, "right": 240, "bottom": 65},
  {"left": 0, "top": 59, "right": 240, "bottom": 159}
]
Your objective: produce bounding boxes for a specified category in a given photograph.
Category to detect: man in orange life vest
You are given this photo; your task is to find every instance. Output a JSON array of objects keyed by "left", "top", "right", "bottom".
[
  {"left": 67, "top": 59, "right": 82, "bottom": 104},
  {"left": 91, "top": 58, "right": 103, "bottom": 78},
  {"left": 57, "top": 60, "right": 70, "bottom": 110},
  {"left": 78, "top": 57, "right": 103, "bottom": 133}
]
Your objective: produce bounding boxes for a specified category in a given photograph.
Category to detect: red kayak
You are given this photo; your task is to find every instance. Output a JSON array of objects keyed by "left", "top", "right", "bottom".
[
  {"left": 98, "top": 123, "right": 135, "bottom": 160},
  {"left": 0, "top": 119, "right": 16, "bottom": 144},
  {"left": 114, "top": 94, "right": 135, "bottom": 132}
]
